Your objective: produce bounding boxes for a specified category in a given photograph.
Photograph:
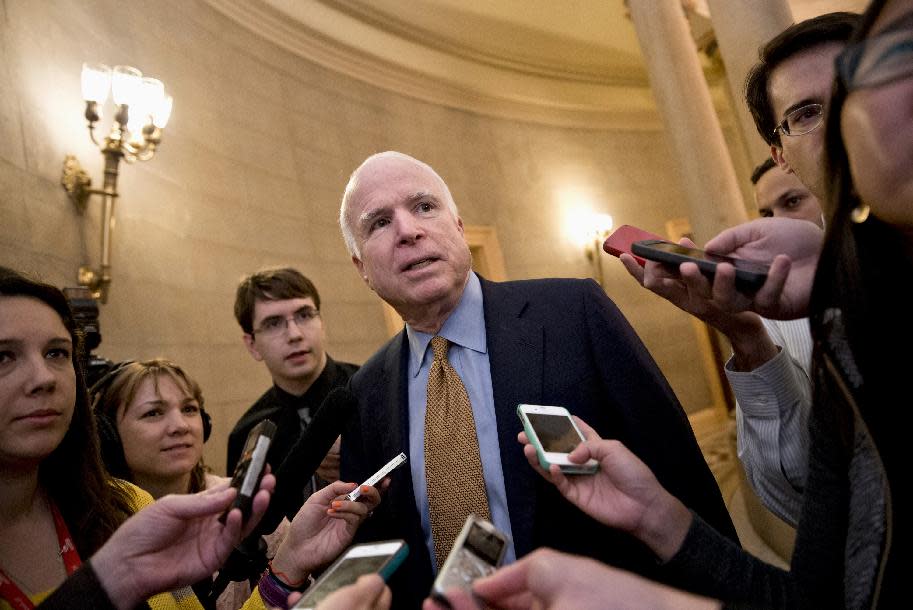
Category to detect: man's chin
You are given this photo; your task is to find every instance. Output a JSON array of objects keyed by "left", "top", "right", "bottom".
[
  {"left": 387, "top": 285, "right": 451, "bottom": 310},
  {"left": 284, "top": 362, "right": 316, "bottom": 379}
]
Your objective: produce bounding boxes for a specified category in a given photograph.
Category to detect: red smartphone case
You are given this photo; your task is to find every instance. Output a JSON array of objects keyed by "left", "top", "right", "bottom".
[{"left": 602, "top": 225, "right": 663, "bottom": 266}]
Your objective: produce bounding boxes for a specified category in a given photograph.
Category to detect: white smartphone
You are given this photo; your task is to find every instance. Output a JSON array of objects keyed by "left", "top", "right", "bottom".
[
  {"left": 516, "top": 404, "right": 598, "bottom": 474},
  {"left": 346, "top": 452, "right": 408, "bottom": 502},
  {"left": 290, "top": 540, "right": 409, "bottom": 610},
  {"left": 431, "top": 515, "right": 509, "bottom": 600}
]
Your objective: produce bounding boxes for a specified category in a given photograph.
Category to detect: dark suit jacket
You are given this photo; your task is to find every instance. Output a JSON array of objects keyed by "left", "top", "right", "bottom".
[
  {"left": 226, "top": 356, "right": 358, "bottom": 476},
  {"left": 341, "top": 277, "right": 736, "bottom": 608}
]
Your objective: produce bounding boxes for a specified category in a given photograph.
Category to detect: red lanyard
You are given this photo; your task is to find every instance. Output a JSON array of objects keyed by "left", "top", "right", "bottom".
[{"left": 0, "top": 502, "right": 82, "bottom": 610}]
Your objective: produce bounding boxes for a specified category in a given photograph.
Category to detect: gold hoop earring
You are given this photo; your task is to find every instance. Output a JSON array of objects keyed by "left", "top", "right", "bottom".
[{"left": 850, "top": 204, "right": 870, "bottom": 224}]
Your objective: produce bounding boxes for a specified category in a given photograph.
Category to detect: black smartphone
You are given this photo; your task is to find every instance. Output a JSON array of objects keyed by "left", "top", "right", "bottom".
[
  {"left": 631, "top": 239, "right": 770, "bottom": 292},
  {"left": 221, "top": 419, "right": 276, "bottom": 523}
]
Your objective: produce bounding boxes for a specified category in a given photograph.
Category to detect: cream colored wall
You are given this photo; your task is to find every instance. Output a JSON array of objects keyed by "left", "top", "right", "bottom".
[{"left": 1, "top": 0, "right": 722, "bottom": 473}]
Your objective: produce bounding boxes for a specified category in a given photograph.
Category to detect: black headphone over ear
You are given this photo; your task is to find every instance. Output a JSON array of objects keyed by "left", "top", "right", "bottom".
[
  {"left": 90, "top": 360, "right": 213, "bottom": 480},
  {"left": 90, "top": 360, "right": 135, "bottom": 480}
]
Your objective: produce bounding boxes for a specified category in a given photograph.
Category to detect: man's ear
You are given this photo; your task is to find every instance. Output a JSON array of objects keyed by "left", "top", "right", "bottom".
[
  {"left": 771, "top": 146, "right": 794, "bottom": 174},
  {"left": 352, "top": 255, "right": 372, "bottom": 288},
  {"left": 242, "top": 334, "right": 264, "bottom": 361}
]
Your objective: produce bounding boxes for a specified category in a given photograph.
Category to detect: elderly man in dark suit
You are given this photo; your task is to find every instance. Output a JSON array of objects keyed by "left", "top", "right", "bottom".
[{"left": 338, "top": 151, "right": 736, "bottom": 608}]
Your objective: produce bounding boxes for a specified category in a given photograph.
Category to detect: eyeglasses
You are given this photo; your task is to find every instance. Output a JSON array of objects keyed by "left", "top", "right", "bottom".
[
  {"left": 253, "top": 307, "right": 320, "bottom": 338},
  {"left": 772, "top": 103, "right": 825, "bottom": 139},
  {"left": 836, "top": 16, "right": 913, "bottom": 91}
]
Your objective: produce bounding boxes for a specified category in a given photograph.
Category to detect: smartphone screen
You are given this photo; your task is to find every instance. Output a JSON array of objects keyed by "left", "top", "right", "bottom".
[
  {"left": 300, "top": 555, "right": 390, "bottom": 603},
  {"left": 293, "top": 541, "right": 407, "bottom": 609},
  {"left": 525, "top": 413, "right": 584, "bottom": 453},
  {"left": 433, "top": 517, "right": 508, "bottom": 597},
  {"left": 462, "top": 520, "right": 507, "bottom": 566}
]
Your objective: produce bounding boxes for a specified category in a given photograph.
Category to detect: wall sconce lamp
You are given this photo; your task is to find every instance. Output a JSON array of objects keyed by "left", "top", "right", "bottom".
[
  {"left": 61, "top": 63, "right": 173, "bottom": 303},
  {"left": 583, "top": 213, "right": 614, "bottom": 288}
]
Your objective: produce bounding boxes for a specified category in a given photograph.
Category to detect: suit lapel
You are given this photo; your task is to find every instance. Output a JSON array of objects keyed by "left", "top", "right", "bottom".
[
  {"left": 481, "top": 278, "right": 543, "bottom": 556},
  {"left": 378, "top": 333, "right": 409, "bottom": 456},
  {"left": 371, "top": 332, "right": 435, "bottom": 574}
]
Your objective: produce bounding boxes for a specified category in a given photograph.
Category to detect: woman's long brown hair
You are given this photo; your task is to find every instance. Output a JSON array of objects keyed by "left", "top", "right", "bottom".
[{"left": 0, "top": 267, "right": 134, "bottom": 556}]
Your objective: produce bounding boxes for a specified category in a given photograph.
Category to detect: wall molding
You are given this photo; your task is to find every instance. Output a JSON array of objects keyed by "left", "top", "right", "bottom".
[{"left": 205, "top": 0, "right": 733, "bottom": 131}]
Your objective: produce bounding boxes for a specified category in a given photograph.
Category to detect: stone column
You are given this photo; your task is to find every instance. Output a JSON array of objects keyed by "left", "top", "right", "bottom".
[
  {"left": 706, "top": 0, "right": 794, "bottom": 165},
  {"left": 627, "top": 0, "right": 747, "bottom": 243}
]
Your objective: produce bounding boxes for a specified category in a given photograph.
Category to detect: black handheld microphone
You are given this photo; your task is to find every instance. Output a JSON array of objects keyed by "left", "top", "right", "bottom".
[
  {"left": 262, "top": 386, "right": 359, "bottom": 530},
  {"left": 209, "top": 387, "right": 359, "bottom": 599}
]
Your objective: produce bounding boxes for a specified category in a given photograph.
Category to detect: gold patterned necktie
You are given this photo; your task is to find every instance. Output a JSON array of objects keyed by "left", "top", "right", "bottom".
[{"left": 424, "top": 335, "right": 491, "bottom": 568}]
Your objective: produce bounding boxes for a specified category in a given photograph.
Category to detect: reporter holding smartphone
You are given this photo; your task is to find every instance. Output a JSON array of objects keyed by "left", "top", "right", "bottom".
[
  {"left": 424, "top": 549, "right": 719, "bottom": 610},
  {"left": 284, "top": 575, "right": 391, "bottom": 610},
  {"left": 253, "top": 480, "right": 382, "bottom": 609},
  {"left": 619, "top": 13, "right": 860, "bottom": 530},
  {"left": 37, "top": 482, "right": 389, "bottom": 610},
  {"left": 37, "top": 480, "right": 275, "bottom": 610}
]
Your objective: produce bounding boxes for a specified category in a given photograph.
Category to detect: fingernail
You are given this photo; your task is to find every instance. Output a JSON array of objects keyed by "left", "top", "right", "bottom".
[{"left": 331, "top": 500, "right": 342, "bottom": 509}]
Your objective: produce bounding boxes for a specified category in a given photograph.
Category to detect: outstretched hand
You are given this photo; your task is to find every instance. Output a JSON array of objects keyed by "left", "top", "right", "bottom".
[
  {"left": 703, "top": 217, "right": 823, "bottom": 320},
  {"left": 518, "top": 419, "right": 691, "bottom": 560},
  {"left": 424, "top": 548, "right": 721, "bottom": 610},
  {"left": 313, "top": 574, "right": 391, "bottom": 610},
  {"left": 620, "top": 240, "right": 764, "bottom": 338},
  {"left": 92, "top": 474, "right": 275, "bottom": 609},
  {"left": 269, "top": 479, "right": 382, "bottom": 585}
]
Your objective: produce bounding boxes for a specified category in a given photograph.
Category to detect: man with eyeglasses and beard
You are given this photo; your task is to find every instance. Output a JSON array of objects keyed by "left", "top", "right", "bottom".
[{"left": 227, "top": 267, "right": 358, "bottom": 491}]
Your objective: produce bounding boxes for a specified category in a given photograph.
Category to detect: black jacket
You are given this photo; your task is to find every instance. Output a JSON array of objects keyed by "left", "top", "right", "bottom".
[
  {"left": 341, "top": 277, "right": 736, "bottom": 609},
  {"left": 227, "top": 356, "right": 358, "bottom": 478}
]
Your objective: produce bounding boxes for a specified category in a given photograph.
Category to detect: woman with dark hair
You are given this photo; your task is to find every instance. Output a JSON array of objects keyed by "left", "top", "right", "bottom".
[
  {"left": 0, "top": 267, "right": 189, "bottom": 609},
  {"left": 432, "top": 0, "right": 910, "bottom": 607},
  {"left": 805, "top": 0, "right": 910, "bottom": 601}
]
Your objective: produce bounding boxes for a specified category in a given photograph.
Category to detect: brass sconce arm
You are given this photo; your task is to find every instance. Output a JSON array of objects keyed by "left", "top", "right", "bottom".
[{"left": 61, "top": 150, "right": 122, "bottom": 304}]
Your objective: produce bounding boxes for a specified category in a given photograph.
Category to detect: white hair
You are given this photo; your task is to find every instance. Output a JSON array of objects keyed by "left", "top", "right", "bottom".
[{"left": 339, "top": 151, "right": 459, "bottom": 258}]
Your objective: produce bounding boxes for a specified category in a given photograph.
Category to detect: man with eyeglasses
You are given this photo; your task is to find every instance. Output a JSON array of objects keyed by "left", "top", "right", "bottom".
[
  {"left": 745, "top": 12, "right": 861, "bottom": 204},
  {"left": 226, "top": 267, "right": 358, "bottom": 492},
  {"left": 737, "top": 12, "right": 862, "bottom": 526},
  {"left": 621, "top": 13, "right": 860, "bottom": 530}
]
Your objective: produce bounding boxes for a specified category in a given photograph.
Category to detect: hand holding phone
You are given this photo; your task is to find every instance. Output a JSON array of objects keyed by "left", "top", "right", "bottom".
[
  {"left": 632, "top": 239, "right": 770, "bottom": 292},
  {"left": 602, "top": 224, "right": 663, "bottom": 266},
  {"left": 346, "top": 452, "right": 407, "bottom": 502},
  {"left": 222, "top": 419, "right": 276, "bottom": 523},
  {"left": 432, "top": 515, "right": 509, "bottom": 601},
  {"left": 517, "top": 404, "right": 598, "bottom": 474},
  {"left": 290, "top": 540, "right": 408, "bottom": 609}
]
